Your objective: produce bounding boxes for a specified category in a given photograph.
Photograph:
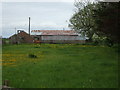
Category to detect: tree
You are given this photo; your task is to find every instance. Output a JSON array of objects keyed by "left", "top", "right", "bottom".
[
  {"left": 69, "top": 0, "right": 97, "bottom": 41},
  {"left": 93, "top": 2, "right": 119, "bottom": 43},
  {"left": 69, "top": 0, "right": 119, "bottom": 44}
]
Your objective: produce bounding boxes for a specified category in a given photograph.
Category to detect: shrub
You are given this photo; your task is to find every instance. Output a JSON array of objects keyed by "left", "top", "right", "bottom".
[
  {"left": 28, "top": 54, "right": 37, "bottom": 58},
  {"left": 104, "top": 38, "right": 113, "bottom": 47},
  {"left": 34, "top": 46, "right": 40, "bottom": 48},
  {"left": 92, "top": 41, "right": 99, "bottom": 46},
  {"left": 113, "top": 44, "right": 120, "bottom": 53}
]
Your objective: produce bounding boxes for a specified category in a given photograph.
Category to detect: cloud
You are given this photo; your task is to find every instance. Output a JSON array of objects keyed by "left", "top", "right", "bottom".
[
  {"left": 31, "top": 21, "right": 69, "bottom": 30},
  {"left": 1, "top": 0, "right": 75, "bottom": 2},
  {"left": 2, "top": 2, "right": 74, "bottom": 37},
  {"left": 0, "top": 3, "right": 2, "bottom": 36}
]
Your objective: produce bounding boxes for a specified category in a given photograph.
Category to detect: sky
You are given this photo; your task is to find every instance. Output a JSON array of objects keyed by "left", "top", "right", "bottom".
[
  {"left": 1, "top": 1, "right": 76, "bottom": 38},
  {"left": 0, "top": 2, "right": 2, "bottom": 37},
  {"left": 0, "top": 0, "right": 107, "bottom": 38}
]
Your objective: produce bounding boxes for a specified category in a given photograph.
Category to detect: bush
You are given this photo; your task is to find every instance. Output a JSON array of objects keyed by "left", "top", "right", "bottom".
[
  {"left": 28, "top": 54, "right": 37, "bottom": 58},
  {"left": 104, "top": 38, "right": 113, "bottom": 47},
  {"left": 92, "top": 41, "right": 99, "bottom": 46},
  {"left": 92, "top": 34, "right": 114, "bottom": 46},
  {"left": 113, "top": 44, "right": 120, "bottom": 53}
]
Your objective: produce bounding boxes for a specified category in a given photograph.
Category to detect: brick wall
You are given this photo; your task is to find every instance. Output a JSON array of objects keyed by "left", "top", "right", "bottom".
[{"left": 9, "top": 31, "right": 34, "bottom": 44}]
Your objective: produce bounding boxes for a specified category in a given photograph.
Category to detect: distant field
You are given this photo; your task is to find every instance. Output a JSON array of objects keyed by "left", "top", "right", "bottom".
[{"left": 2, "top": 44, "right": 118, "bottom": 88}]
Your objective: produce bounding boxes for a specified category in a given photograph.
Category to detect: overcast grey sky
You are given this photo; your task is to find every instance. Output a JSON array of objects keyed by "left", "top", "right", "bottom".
[{"left": 2, "top": 2, "right": 75, "bottom": 38}]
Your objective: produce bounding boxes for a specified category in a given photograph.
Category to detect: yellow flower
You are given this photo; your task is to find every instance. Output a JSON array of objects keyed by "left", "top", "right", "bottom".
[{"left": 2, "top": 63, "right": 15, "bottom": 66}]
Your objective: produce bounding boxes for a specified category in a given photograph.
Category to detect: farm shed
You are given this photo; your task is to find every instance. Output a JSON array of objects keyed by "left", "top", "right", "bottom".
[
  {"left": 9, "top": 30, "right": 33, "bottom": 44},
  {"left": 31, "top": 30, "right": 86, "bottom": 44}
]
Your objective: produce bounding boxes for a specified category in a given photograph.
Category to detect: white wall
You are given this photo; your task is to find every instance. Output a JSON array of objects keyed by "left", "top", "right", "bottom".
[{"left": 41, "top": 35, "right": 86, "bottom": 40}]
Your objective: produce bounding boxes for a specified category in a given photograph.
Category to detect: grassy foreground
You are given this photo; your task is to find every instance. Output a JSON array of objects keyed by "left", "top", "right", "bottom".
[{"left": 2, "top": 44, "right": 118, "bottom": 88}]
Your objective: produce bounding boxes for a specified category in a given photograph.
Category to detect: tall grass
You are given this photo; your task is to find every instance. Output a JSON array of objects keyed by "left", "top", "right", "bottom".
[{"left": 2, "top": 44, "right": 118, "bottom": 88}]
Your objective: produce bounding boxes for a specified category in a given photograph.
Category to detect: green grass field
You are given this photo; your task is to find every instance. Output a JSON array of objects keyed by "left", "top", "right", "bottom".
[{"left": 2, "top": 44, "right": 118, "bottom": 88}]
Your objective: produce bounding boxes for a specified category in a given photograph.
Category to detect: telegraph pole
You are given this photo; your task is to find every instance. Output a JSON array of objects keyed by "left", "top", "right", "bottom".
[{"left": 29, "top": 17, "right": 30, "bottom": 35}]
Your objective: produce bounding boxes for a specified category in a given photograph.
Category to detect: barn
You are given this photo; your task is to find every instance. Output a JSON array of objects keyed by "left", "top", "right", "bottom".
[
  {"left": 9, "top": 30, "right": 86, "bottom": 44},
  {"left": 9, "top": 30, "right": 33, "bottom": 44},
  {"left": 31, "top": 30, "right": 86, "bottom": 44}
]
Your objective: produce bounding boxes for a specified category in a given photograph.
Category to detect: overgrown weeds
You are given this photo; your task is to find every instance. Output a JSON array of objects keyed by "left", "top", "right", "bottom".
[{"left": 28, "top": 54, "right": 37, "bottom": 58}]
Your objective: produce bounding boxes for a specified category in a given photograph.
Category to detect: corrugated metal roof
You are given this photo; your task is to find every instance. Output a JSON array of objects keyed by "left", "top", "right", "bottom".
[{"left": 31, "top": 30, "right": 78, "bottom": 35}]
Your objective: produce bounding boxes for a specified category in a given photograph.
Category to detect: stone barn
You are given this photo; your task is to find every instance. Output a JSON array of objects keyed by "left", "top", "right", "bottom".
[
  {"left": 9, "top": 30, "right": 33, "bottom": 44},
  {"left": 31, "top": 30, "right": 86, "bottom": 44}
]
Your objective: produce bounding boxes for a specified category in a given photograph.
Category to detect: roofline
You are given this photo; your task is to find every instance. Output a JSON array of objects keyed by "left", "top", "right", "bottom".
[
  {"left": 31, "top": 30, "right": 75, "bottom": 32},
  {"left": 31, "top": 35, "right": 78, "bottom": 36},
  {"left": 31, "top": 29, "right": 70, "bottom": 31}
]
